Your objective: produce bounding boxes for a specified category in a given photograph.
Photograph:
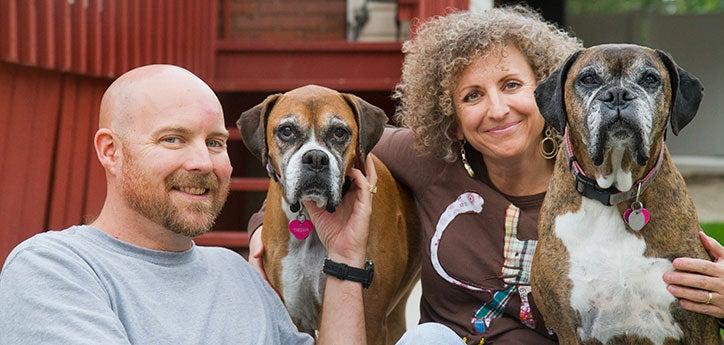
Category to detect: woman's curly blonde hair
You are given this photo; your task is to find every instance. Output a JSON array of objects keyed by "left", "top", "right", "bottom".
[{"left": 393, "top": 6, "right": 582, "bottom": 162}]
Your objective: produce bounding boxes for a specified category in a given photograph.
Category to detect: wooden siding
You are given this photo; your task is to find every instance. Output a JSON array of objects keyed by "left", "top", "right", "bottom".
[
  {"left": 0, "top": 0, "right": 216, "bottom": 81},
  {"left": 0, "top": 62, "right": 109, "bottom": 266}
]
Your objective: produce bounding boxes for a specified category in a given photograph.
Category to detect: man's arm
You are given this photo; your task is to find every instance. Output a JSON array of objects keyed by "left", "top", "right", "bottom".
[
  {"left": 309, "top": 155, "right": 377, "bottom": 345},
  {"left": 317, "top": 261, "right": 367, "bottom": 344},
  {"left": 0, "top": 244, "right": 131, "bottom": 345}
]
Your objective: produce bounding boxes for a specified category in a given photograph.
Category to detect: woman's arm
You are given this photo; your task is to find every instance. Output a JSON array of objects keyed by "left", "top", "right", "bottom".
[
  {"left": 371, "top": 126, "right": 438, "bottom": 192},
  {"left": 663, "top": 231, "right": 724, "bottom": 319}
]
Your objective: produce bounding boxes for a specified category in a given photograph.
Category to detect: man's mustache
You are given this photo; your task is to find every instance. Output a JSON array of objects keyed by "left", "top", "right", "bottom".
[{"left": 165, "top": 171, "right": 220, "bottom": 192}]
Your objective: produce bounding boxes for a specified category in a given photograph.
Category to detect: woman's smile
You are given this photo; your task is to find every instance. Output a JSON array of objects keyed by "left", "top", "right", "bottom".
[{"left": 484, "top": 120, "right": 522, "bottom": 134}]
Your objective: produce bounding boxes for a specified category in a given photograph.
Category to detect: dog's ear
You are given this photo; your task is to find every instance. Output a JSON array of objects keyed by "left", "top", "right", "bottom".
[
  {"left": 237, "top": 93, "right": 281, "bottom": 165},
  {"left": 342, "top": 93, "right": 388, "bottom": 164},
  {"left": 655, "top": 50, "right": 704, "bottom": 136},
  {"left": 535, "top": 50, "right": 582, "bottom": 134}
]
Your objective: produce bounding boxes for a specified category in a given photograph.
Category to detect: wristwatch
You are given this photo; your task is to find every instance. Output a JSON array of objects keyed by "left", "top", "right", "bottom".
[{"left": 322, "top": 258, "right": 374, "bottom": 289}]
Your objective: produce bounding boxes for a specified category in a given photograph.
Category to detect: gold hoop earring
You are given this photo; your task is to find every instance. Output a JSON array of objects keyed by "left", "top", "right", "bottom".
[
  {"left": 539, "top": 126, "right": 561, "bottom": 160},
  {"left": 460, "top": 141, "right": 475, "bottom": 178}
]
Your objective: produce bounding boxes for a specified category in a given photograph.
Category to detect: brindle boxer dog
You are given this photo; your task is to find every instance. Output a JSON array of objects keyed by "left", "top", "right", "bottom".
[
  {"left": 237, "top": 85, "right": 420, "bottom": 345},
  {"left": 531, "top": 44, "right": 719, "bottom": 344}
]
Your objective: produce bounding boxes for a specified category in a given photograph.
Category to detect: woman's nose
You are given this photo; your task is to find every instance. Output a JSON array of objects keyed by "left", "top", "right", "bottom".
[{"left": 487, "top": 91, "right": 510, "bottom": 119}]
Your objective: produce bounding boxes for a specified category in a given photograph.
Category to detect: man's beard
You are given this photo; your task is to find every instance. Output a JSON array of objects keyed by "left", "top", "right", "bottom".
[{"left": 120, "top": 146, "right": 229, "bottom": 238}]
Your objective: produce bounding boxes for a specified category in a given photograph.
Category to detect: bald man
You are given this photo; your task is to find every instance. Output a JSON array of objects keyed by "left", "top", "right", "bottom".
[{"left": 0, "top": 65, "right": 372, "bottom": 344}]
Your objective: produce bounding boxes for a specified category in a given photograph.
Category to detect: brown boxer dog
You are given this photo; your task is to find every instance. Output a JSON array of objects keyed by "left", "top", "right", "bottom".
[
  {"left": 237, "top": 85, "right": 420, "bottom": 345},
  {"left": 531, "top": 44, "right": 719, "bottom": 344}
]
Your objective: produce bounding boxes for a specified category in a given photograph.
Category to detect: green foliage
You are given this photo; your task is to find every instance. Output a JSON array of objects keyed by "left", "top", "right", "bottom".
[
  {"left": 567, "top": 0, "right": 724, "bottom": 15},
  {"left": 702, "top": 222, "right": 724, "bottom": 244}
]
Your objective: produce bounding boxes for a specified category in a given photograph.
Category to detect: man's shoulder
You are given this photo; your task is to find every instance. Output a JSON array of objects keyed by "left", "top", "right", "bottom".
[
  {"left": 196, "top": 245, "right": 244, "bottom": 262},
  {"left": 0, "top": 226, "right": 105, "bottom": 291},
  {"left": 195, "top": 246, "right": 270, "bottom": 285},
  {"left": 3, "top": 226, "right": 89, "bottom": 265},
  {"left": 195, "top": 245, "right": 253, "bottom": 272}
]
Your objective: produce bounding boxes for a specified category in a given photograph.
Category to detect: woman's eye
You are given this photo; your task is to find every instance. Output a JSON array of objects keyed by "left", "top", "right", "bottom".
[
  {"left": 463, "top": 91, "right": 481, "bottom": 102},
  {"left": 504, "top": 81, "right": 522, "bottom": 90},
  {"left": 278, "top": 126, "right": 294, "bottom": 140}
]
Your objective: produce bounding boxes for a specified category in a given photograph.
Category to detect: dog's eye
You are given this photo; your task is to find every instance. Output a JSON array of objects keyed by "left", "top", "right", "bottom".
[
  {"left": 640, "top": 72, "right": 660, "bottom": 87},
  {"left": 331, "top": 127, "right": 349, "bottom": 141},
  {"left": 277, "top": 126, "right": 295, "bottom": 141},
  {"left": 579, "top": 73, "right": 601, "bottom": 87}
]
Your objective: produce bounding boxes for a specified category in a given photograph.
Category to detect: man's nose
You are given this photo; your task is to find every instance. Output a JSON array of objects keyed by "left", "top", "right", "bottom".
[
  {"left": 599, "top": 87, "right": 635, "bottom": 108},
  {"left": 301, "top": 149, "right": 329, "bottom": 172},
  {"left": 184, "top": 141, "right": 214, "bottom": 173}
]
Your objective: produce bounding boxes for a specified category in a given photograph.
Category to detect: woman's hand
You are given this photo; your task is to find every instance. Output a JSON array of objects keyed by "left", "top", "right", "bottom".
[
  {"left": 248, "top": 227, "right": 269, "bottom": 281},
  {"left": 303, "top": 154, "right": 377, "bottom": 266},
  {"left": 664, "top": 231, "right": 724, "bottom": 318}
]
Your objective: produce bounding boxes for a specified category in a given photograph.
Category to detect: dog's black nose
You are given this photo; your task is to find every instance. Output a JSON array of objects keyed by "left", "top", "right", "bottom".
[
  {"left": 600, "top": 87, "right": 635, "bottom": 107},
  {"left": 302, "top": 150, "right": 329, "bottom": 171}
]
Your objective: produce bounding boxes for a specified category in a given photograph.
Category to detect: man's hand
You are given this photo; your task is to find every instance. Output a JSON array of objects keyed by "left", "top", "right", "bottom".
[
  {"left": 247, "top": 227, "right": 268, "bottom": 281},
  {"left": 304, "top": 154, "right": 377, "bottom": 267},
  {"left": 664, "top": 231, "right": 724, "bottom": 318}
]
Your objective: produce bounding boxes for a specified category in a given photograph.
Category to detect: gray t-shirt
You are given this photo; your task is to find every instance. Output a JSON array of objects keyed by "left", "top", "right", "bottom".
[{"left": 0, "top": 226, "right": 313, "bottom": 345}]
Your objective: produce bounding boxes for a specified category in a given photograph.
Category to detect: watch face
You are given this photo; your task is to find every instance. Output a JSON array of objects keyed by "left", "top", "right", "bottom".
[
  {"left": 365, "top": 260, "right": 374, "bottom": 272},
  {"left": 365, "top": 260, "right": 374, "bottom": 288}
]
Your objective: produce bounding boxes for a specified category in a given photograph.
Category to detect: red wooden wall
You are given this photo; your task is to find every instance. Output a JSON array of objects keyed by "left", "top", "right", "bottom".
[
  {"left": 0, "top": 0, "right": 216, "bottom": 80},
  {"left": 0, "top": 62, "right": 108, "bottom": 266}
]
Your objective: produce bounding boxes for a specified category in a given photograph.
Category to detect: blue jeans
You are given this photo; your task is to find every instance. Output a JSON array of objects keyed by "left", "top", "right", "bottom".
[{"left": 396, "top": 322, "right": 465, "bottom": 345}]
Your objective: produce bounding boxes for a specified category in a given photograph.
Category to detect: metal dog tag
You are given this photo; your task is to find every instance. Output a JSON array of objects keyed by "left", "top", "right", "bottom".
[
  {"left": 624, "top": 202, "right": 650, "bottom": 231},
  {"left": 288, "top": 215, "right": 314, "bottom": 240}
]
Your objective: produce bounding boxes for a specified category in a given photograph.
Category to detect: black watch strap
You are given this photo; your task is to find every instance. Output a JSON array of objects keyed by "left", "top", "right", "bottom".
[{"left": 323, "top": 258, "right": 374, "bottom": 289}]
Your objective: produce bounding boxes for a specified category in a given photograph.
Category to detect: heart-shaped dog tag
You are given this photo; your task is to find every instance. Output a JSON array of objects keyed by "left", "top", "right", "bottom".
[
  {"left": 288, "top": 218, "right": 314, "bottom": 240},
  {"left": 623, "top": 207, "right": 650, "bottom": 231}
]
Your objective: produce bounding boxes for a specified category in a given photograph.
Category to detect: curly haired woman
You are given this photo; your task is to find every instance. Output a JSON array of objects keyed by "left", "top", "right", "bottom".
[
  {"left": 379, "top": 7, "right": 579, "bottom": 344},
  {"left": 248, "top": 6, "right": 724, "bottom": 344}
]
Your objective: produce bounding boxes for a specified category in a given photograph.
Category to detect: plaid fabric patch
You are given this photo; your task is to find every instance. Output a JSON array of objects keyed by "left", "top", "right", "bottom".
[
  {"left": 501, "top": 204, "right": 537, "bottom": 286},
  {"left": 470, "top": 204, "right": 540, "bottom": 334},
  {"left": 471, "top": 285, "right": 516, "bottom": 333}
]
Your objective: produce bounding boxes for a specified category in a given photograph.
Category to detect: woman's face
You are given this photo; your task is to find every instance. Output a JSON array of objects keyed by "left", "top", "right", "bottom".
[{"left": 453, "top": 45, "right": 545, "bottom": 161}]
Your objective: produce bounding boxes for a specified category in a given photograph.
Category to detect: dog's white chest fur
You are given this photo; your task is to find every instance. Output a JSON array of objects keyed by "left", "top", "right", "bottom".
[
  {"left": 554, "top": 198, "right": 682, "bottom": 344},
  {"left": 280, "top": 220, "right": 326, "bottom": 333}
]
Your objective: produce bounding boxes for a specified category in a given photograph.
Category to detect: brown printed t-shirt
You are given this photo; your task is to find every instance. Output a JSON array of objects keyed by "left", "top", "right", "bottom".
[
  {"left": 248, "top": 127, "right": 556, "bottom": 345},
  {"left": 372, "top": 128, "right": 555, "bottom": 345}
]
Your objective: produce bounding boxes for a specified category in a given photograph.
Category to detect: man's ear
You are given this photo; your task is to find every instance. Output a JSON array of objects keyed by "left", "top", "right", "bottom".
[
  {"left": 535, "top": 50, "right": 582, "bottom": 134},
  {"left": 237, "top": 94, "right": 282, "bottom": 166},
  {"left": 342, "top": 93, "right": 388, "bottom": 166},
  {"left": 94, "top": 128, "right": 120, "bottom": 175},
  {"left": 656, "top": 50, "right": 704, "bottom": 135}
]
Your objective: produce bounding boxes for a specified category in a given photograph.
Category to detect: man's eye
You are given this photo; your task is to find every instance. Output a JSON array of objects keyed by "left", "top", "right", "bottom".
[
  {"left": 277, "top": 126, "right": 295, "bottom": 141},
  {"left": 162, "top": 136, "right": 181, "bottom": 144},
  {"left": 207, "top": 139, "right": 225, "bottom": 148}
]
